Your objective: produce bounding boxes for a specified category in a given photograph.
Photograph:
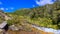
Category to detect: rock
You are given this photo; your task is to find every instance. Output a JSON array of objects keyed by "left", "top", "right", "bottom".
[
  {"left": 18, "top": 26, "right": 23, "bottom": 30},
  {"left": 0, "top": 29, "right": 3, "bottom": 32},
  {"left": 0, "top": 29, "right": 4, "bottom": 34},
  {"left": 0, "top": 29, "right": 3, "bottom": 34},
  {"left": 0, "top": 21, "right": 7, "bottom": 29},
  {"left": 9, "top": 25, "right": 19, "bottom": 31}
]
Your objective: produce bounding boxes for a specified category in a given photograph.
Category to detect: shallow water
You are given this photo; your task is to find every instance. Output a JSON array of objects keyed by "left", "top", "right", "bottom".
[{"left": 32, "top": 25, "right": 60, "bottom": 34}]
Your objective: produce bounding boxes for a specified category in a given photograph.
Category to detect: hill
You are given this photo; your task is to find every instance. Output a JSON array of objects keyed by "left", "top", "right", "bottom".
[{"left": 3, "top": 0, "right": 60, "bottom": 29}]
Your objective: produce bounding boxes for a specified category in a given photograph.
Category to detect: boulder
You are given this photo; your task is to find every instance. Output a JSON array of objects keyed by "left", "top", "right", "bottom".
[
  {"left": 0, "top": 21, "right": 7, "bottom": 29},
  {"left": 9, "top": 25, "right": 19, "bottom": 31},
  {"left": 0, "top": 29, "right": 3, "bottom": 34}
]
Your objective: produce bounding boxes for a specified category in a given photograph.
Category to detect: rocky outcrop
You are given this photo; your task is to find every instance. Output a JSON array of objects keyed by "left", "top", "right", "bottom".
[
  {"left": 9, "top": 25, "right": 19, "bottom": 31},
  {"left": 0, "top": 10, "right": 11, "bottom": 20},
  {"left": 0, "top": 21, "right": 7, "bottom": 29},
  {"left": 9, "top": 24, "right": 32, "bottom": 32},
  {"left": 0, "top": 29, "right": 3, "bottom": 34}
]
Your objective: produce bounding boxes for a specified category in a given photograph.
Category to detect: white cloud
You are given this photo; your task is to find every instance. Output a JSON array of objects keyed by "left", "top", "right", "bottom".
[
  {"left": 0, "top": 8, "right": 4, "bottom": 10},
  {"left": 33, "top": 5, "right": 35, "bottom": 7},
  {"left": 0, "top": 2, "right": 2, "bottom": 5},
  {"left": 6, "top": 8, "right": 8, "bottom": 10},
  {"left": 0, "top": 7, "right": 14, "bottom": 11},
  {"left": 35, "top": 0, "right": 55, "bottom": 6},
  {"left": 10, "top": 7, "right": 14, "bottom": 10}
]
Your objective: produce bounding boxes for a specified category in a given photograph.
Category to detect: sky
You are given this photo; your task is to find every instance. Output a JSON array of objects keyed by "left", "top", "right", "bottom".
[{"left": 0, "top": 0, "right": 56, "bottom": 12}]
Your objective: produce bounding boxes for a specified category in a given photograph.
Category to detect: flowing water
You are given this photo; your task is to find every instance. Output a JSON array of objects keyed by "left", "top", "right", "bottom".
[
  {"left": 32, "top": 25, "right": 60, "bottom": 34},
  {"left": 1, "top": 21, "right": 60, "bottom": 34}
]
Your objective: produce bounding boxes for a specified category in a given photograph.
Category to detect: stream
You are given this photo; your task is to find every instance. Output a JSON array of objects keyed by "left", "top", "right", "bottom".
[
  {"left": 31, "top": 24, "right": 60, "bottom": 34},
  {"left": 0, "top": 21, "right": 60, "bottom": 34}
]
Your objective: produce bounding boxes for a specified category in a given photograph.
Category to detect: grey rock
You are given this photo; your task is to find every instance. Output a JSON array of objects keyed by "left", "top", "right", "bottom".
[
  {"left": 9, "top": 25, "right": 19, "bottom": 31},
  {"left": 0, "top": 21, "right": 7, "bottom": 29},
  {"left": 0, "top": 29, "right": 4, "bottom": 34}
]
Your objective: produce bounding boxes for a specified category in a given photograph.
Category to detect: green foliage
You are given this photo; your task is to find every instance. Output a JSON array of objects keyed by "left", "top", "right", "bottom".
[
  {"left": 6, "top": 1, "right": 60, "bottom": 29},
  {"left": 0, "top": 17, "right": 4, "bottom": 23},
  {"left": 7, "top": 15, "right": 20, "bottom": 25}
]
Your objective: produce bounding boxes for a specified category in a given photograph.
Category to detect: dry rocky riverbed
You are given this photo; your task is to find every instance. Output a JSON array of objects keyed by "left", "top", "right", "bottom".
[
  {"left": 0, "top": 21, "right": 54, "bottom": 34},
  {"left": 7, "top": 28, "right": 54, "bottom": 34},
  {"left": 0, "top": 27, "right": 54, "bottom": 34}
]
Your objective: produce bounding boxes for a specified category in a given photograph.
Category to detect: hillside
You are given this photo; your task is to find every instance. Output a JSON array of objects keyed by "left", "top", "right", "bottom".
[
  {"left": 0, "top": 0, "right": 60, "bottom": 34},
  {"left": 6, "top": 0, "right": 60, "bottom": 30},
  {"left": 0, "top": 0, "right": 60, "bottom": 31}
]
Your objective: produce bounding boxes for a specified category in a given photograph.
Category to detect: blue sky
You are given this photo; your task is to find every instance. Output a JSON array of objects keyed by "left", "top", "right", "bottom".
[{"left": 0, "top": 0, "right": 56, "bottom": 12}]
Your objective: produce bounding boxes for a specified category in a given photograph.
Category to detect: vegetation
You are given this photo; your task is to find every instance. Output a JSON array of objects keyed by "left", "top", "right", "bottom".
[
  {"left": 1, "top": 0, "right": 60, "bottom": 29},
  {"left": 0, "top": 16, "right": 5, "bottom": 23}
]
